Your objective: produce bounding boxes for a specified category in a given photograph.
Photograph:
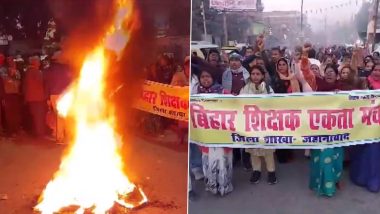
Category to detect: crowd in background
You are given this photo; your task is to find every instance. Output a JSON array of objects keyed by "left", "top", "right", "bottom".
[
  {"left": 141, "top": 54, "right": 190, "bottom": 145},
  {"left": 189, "top": 36, "right": 380, "bottom": 200},
  {"left": 0, "top": 48, "right": 191, "bottom": 145},
  {"left": 0, "top": 48, "right": 71, "bottom": 143}
]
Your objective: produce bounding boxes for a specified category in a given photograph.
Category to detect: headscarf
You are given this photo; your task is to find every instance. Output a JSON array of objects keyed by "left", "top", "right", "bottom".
[
  {"left": 309, "top": 58, "right": 321, "bottom": 67},
  {"left": 276, "top": 58, "right": 300, "bottom": 92}
]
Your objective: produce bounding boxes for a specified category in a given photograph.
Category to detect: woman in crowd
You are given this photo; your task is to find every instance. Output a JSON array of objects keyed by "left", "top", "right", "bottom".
[
  {"left": 337, "top": 65, "right": 362, "bottom": 91},
  {"left": 239, "top": 65, "right": 277, "bottom": 185},
  {"left": 196, "top": 69, "right": 233, "bottom": 196},
  {"left": 320, "top": 54, "right": 334, "bottom": 77},
  {"left": 350, "top": 63, "right": 380, "bottom": 193},
  {"left": 299, "top": 62, "right": 344, "bottom": 197},
  {"left": 303, "top": 59, "right": 321, "bottom": 158},
  {"left": 271, "top": 56, "right": 313, "bottom": 163},
  {"left": 296, "top": 44, "right": 348, "bottom": 197},
  {"left": 358, "top": 55, "right": 375, "bottom": 78},
  {"left": 310, "top": 61, "right": 322, "bottom": 79}
]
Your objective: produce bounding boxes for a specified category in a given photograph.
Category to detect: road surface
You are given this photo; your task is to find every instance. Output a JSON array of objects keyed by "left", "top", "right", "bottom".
[
  {"left": 189, "top": 151, "right": 380, "bottom": 214},
  {"left": 0, "top": 133, "right": 187, "bottom": 214}
]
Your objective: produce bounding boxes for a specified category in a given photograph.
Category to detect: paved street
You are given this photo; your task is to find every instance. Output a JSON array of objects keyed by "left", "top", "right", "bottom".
[
  {"left": 189, "top": 151, "right": 380, "bottom": 214},
  {"left": 0, "top": 133, "right": 187, "bottom": 214}
]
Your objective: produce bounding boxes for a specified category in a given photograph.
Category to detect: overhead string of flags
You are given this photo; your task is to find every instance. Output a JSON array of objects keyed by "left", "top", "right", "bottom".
[{"left": 304, "top": 0, "right": 359, "bottom": 14}]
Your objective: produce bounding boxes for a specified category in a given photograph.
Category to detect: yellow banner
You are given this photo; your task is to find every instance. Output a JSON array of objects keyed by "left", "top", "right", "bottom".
[
  {"left": 134, "top": 80, "right": 189, "bottom": 121},
  {"left": 190, "top": 90, "right": 380, "bottom": 148}
]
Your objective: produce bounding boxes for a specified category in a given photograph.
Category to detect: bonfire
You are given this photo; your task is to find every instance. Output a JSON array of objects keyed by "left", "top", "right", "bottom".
[{"left": 34, "top": 0, "right": 147, "bottom": 213}]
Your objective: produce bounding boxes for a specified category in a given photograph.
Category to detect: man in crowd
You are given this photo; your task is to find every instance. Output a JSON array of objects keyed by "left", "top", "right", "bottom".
[
  {"left": 44, "top": 50, "right": 72, "bottom": 144},
  {"left": 244, "top": 46, "right": 255, "bottom": 59},
  {"left": 2, "top": 56, "right": 22, "bottom": 137},
  {"left": 255, "top": 35, "right": 283, "bottom": 79},
  {"left": 23, "top": 55, "right": 46, "bottom": 138},
  {"left": 191, "top": 48, "right": 225, "bottom": 84}
]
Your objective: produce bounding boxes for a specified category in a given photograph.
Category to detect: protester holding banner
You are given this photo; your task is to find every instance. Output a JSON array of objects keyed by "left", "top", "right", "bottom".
[
  {"left": 239, "top": 65, "right": 277, "bottom": 185},
  {"left": 171, "top": 58, "right": 190, "bottom": 145},
  {"left": 189, "top": 63, "right": 204, "bottom": 189},
  {"left": 196, "top": 68, "right": 233, "bottom": 196},
  {"left": 222, "top": 53, "right": 252, "bottom": 170},
  {"left": 220, "top": 52, "right": 249, "bottom": 91},
  {"left": 350, "top": 63, "right": 380, "bottom": 193},
  {"left": 270, "top": 57, "right": 300, "bottom": 163},
  {"left": 298, "top": 49, "right": 344, "bottom": 197},
  {"left": 189, "top": 59, "right": 204, "bottom": 182},
  {"left": 189, "top": 67, "right": 204, "bottom": 182}
]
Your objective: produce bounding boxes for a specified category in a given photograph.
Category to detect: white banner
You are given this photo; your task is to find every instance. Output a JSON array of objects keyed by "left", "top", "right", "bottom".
[{"left": 210, "top": 0, "right": 257, "bottom": 11}]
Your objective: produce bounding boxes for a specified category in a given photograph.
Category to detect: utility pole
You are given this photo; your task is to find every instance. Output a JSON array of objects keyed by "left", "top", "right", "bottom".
[
  {"left": 373, "top": 0, "right": 379, "bottom": 52},
  {"left": 324, "top": 14, "right": 327, "bottom": 45},
  {"left": 300, "top": 0, "right": 304, "bottom": 43},
  {"left": 301, "top": 0, "right": 304, "bottom": 32},
  {"left": 201, "top": 0, "right": 207, "bottom": 41},
  {"left": 223, "top": 10, "right": 228, "bottom": 45}
]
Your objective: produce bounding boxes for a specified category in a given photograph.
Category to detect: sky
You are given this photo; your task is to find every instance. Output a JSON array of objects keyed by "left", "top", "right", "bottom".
[{"left": 262, "top": 0, "right": 365, "bottom": 31}]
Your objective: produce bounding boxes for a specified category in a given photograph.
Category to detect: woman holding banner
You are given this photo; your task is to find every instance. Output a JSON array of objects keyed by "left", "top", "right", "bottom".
[
  {"left": 195, "top": 68, "right": 233, "bottom": 196},
  {"left": 270, "top": 57, "right": 300, "bottom": 163},
  {"left": 298, "top": 47, "right": 344, "bottom": 197},
  {"left": 239, "top": 65, "right": 277, "bottom": 185},
  {"left": 222, "top": 53, "right": 252, "bottom": 171},
  {"left": 350, "top": 63, "right": 380, "bottom": 193}
]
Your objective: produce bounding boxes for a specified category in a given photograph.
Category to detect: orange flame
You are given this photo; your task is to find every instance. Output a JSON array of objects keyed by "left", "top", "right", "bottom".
[{"left": 35, "top": 0, "right": 146, "bottom": 213}]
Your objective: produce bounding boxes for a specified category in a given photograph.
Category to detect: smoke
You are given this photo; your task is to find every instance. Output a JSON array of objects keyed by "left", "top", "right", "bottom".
[
  {"left": 46, "top": 0, "right": 156, "bottom": 154},
  {"left": 46, "top": 0, "right": 114, "bottom": 70}
]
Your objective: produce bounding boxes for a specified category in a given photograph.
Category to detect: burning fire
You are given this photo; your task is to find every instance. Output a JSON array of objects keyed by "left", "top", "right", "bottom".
[{"left": 35, "top": 0, "right": 147, "bottom": 213}]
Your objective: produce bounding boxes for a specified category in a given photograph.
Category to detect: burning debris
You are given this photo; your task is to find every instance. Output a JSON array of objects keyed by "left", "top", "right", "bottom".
[{"left": 34, "top": 0, "right": 147, "bottom": 213}]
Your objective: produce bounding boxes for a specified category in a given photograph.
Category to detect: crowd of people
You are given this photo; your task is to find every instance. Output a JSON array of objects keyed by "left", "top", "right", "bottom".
[
  {"left": 189, "top": 36, "right": 380, "bottom": 199},
  {"left": 0, "top": 49, "right": 71, "bottom": 143},
  {"left": 138, "top": 54, "right": 190, "bottom": 144},
  {"left": 0, "top": 49, "right": 191, "bottom": 145}
]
